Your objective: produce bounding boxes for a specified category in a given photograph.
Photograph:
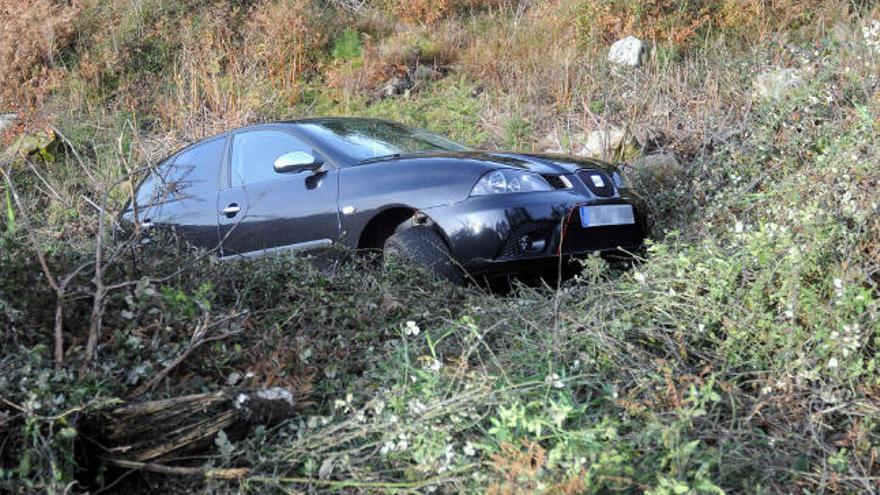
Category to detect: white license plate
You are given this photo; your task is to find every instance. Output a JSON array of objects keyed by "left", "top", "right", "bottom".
[{"left": 579, "top": 205, "right": 635, "bottom": 228}]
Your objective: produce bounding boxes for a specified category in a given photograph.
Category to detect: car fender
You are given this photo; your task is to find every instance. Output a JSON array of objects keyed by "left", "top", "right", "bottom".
[{"left": 338, "top": 157, "right": 493, "bottom": 249}]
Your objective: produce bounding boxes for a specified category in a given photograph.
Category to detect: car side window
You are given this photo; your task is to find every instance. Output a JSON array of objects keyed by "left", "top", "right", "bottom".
[
  {"left": 134, "top": 156, "right": 174, "bottom": 207},
  {"left": 164, "top": 136, "right": 225, "bottom": 198},
  {"left": 135, "top": 136, "right": 226, "bottom": 207},
  {"left": 230, "top": 129, "right": 313, "bottom": 187}
]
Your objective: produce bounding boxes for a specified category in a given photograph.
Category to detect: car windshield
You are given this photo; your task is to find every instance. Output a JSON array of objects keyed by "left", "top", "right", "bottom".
[{"left": 297, "top": 119, "right": 470, "bottom": 163}]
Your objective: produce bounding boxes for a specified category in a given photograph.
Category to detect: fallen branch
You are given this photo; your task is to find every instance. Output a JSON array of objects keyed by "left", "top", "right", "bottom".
[
  {"left": 131, "top": 312, "right": 246, "bottom": 397},
  {"left": 102, "top": 459, "right": 477, "bottom": 490},
  {"left": 86, "top": 388, "right": 297, "bottom": 465},
  {"left": 104, "top": 458, "right": 250, "bottom": 480}
]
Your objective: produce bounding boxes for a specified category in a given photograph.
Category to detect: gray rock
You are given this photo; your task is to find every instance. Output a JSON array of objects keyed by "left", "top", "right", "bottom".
[
  {"left": 9, "top": 128, "right": 56, "bottom": 157},
  {"left": 753, "top": 68, "right": 804, "bottom": 100},
  {"left": 631, "top": 153, "right": 681, "bottom": 187},
  {"left": 382, "top": 75, "right": 412, "bottom": 97},
  {"left": 608, "top": 36, "right": 646, "bottom": 67},
  {"left": 540, "top": 129, "right": 568, "bottom": 154},
  {"left": 0, "top": 113, "right": 16, "bottom": 135},
  {"left": 578, "top": 126, "right": 638, "bottom": 161},
  {"left": 412, "top": 65, "right": 441, "bottom": 82}
]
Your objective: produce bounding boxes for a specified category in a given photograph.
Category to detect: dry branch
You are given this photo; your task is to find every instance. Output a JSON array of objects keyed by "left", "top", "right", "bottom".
[
  {"left": 104, "top": 458, "right": 250, "bottom": 479},
  {"left": 130, "top": 312, "right": 246, "bottom": 397},
  {"left": 87, "top": 389, "right": 297, "bottom": 465}
]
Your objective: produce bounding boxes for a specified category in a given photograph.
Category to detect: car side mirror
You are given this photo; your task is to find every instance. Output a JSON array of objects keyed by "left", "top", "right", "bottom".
[{"left": 274, "top": 151, "right": 323, "bottom": 173}]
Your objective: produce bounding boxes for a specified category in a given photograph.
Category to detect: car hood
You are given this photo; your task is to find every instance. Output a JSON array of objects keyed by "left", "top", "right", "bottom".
[{"left": 363, "top": 151, "right": 619, "bottom": 174}]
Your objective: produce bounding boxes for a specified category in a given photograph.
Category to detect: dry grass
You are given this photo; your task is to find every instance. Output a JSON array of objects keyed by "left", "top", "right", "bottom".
[
  {"left": 246, "top": 0, "right": 330, "bottom": 103},
  {"left": 156, "top": 10, "right": 262, "bottom": 140},
  {"left": 376, "top": 0, "right": 513, "bottom": 25},
  {"left": 0, "top": 0, "right": 80, "bottom": 116}
]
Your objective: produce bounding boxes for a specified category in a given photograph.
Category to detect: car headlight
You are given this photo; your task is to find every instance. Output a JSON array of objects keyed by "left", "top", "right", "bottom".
[
  {"left": 470, "top": 170, "right": 553, "bottom": 196},
  {"left": 611, "top": 170, "right": 633, "bottom": 189}
]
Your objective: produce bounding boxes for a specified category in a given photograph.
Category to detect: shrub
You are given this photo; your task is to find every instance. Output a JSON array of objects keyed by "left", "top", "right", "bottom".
[{"left": 331, "top": 28, "right": 363, "bottom": 61}]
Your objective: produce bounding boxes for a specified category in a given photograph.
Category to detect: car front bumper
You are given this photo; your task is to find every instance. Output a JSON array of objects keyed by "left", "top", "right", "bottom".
[{"left": 423, "top": 189, "right": 647, "bottom": 275}]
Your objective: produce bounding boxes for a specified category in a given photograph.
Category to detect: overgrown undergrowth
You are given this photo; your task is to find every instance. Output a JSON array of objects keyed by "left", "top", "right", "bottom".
[{"left": 1, "top": 1, "right": 879, "bottom": 493}]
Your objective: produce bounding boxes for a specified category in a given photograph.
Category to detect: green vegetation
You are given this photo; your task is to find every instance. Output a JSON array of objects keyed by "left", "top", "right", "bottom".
[
  {"left": 1, "top": 1, "right": 878, "bottom": 493},
  {"left": 332, "top": 28, "right": 364, "bottom": 61}
]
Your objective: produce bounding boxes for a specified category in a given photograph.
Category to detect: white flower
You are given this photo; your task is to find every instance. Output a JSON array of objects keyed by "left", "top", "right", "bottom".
[
  {"left": 633, "top": 271, "right": 646, "bottom": 284},
  {"left": 408, "top": 399, "right": 427, "bottom": 415},
  {"left": 369, "top": 399, "right": 385, "bottom": 416},
  {"left": 463, "top": 442, "right": 476, "bottom": 456},
  {"left": 545, "top": 373, "right": 564, "bottom": 389},
  {"left": 380, "top": 440, "right": 395, "bottom": 455},
  {"left": 443, "top": 444, "right": 455, "bottom": 461},
  {"left": 734, "top": 221, "right": 744, "bottom": 234},
  {"left": 828, "top": 357, "right": 839, "bottom": 369},
  {"left": 404, "top": 321, "right": 421, "bottom": 336}
]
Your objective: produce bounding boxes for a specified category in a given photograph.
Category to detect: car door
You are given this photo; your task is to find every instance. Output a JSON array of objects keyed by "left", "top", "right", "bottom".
[
  {"left": 125, "top": 135, "right": 225, "bottom": 251},
  {"left": 217, "top": 127, "right": 341, "bottom": 257}
]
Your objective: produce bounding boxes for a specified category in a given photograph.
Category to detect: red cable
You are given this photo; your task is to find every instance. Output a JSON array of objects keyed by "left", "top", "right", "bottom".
[{"left": 557, "top": 203, "right": 583, "bottom": 257}]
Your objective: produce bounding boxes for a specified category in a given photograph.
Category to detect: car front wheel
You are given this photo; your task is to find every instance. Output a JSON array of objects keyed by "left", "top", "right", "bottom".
[{"left": 383, "top": 226, "right": 464, "bottom": 284}]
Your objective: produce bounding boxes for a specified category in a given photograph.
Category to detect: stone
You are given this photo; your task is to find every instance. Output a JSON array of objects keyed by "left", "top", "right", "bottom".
[
  {"left": 753, "top": 68, "right": 804, "bottom": 100},
  {"left": 411, "top": 65, "right": 441, "bottom": 82},
  {"left": 633, "top": 128, "right": 668, "bottom": 154},
  {"left": 0, "top": 113, "right": 16, "bottom": 135},
  {"left": 382, "top": 75, "right": 412, "bottom": 97},
  {"left": 608, "top": 36, "right": 646, "bottom": 67},
  {"left": 540, "top": 129, "right": 568, "bottom": 154},
  {"left": 577, "top": 126, "right": 638, "bottom": 161},
  {"left": 630, "top": 153, "right": 681, "bottom": 187},
  {"left": 9, "top": 127, "right": 56, "bottom": 157}
]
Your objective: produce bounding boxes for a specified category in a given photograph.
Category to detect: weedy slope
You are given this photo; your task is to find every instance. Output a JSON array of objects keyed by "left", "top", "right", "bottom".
[{"left": 0, "top": 1, "right": 878, "bottom": 493}]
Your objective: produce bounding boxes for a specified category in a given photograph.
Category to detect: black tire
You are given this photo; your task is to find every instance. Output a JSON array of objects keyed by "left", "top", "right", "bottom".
[{"left": 383, "top": 226, "right": 464, "bottom": 285}]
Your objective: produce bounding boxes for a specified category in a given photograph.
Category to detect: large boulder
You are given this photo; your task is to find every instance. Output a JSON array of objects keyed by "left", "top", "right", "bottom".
[
  {"left": 630, "top": 153, "right": 681, "bottom": 188},
  {"left": 577, "top": 126, "right": 639, "bottom": 161},
  {"left": 753, "top": 68, "right": 804, "bottom": 100},
  {"left": 608, "top": 36, "right": 646, "bottom": 67}
]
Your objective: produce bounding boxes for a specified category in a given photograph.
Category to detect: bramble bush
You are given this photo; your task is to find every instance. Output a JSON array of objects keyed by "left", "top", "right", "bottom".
[{"left": 1, "top": 1, "right": 879, "bottom": 493}]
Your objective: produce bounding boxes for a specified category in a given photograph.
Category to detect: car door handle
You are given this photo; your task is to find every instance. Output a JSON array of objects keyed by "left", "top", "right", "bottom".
[{"left": 220, "top": 204, "right": 241, "bottom": 218}]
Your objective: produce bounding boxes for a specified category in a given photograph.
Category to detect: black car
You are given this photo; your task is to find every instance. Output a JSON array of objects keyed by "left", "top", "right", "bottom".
[{"left": 123, "top": 118, "right": 647, "bottom": 282}]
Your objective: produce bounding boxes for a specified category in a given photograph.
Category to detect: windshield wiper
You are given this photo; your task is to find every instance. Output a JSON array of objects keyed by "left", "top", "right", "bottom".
[{"left": 357, "top": 153, "right": 402, "bottom": 165}]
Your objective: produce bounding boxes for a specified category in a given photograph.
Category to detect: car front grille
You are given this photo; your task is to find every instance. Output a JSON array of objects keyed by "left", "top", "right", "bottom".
[
  {"left": 577, "top": 170, "right": 614, "bottom": 197},
  {"left": 541, "top": 174, "right": 571, "bottom": 190}
]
